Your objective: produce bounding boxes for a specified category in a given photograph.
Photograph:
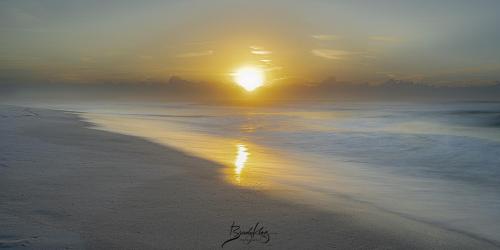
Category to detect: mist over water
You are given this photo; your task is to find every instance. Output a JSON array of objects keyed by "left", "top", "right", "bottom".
[{"left": 42, "top": 100, "right": 500, "bottom": 243}]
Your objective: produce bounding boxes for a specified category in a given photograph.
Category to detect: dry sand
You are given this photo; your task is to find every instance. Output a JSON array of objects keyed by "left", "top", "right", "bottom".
[{"left": 0, "top": 105, "right": 498, "bottom": 249}]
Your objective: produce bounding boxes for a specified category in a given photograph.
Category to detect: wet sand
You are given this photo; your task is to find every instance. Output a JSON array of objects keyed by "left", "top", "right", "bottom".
[{"left": 0, "top": 105, "right": 498, "bottom": 249}]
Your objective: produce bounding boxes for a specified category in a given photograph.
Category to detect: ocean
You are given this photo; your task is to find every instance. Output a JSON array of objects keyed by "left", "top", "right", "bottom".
[{"left": 45, "top": 100, "right": 500, "bottom": 243}]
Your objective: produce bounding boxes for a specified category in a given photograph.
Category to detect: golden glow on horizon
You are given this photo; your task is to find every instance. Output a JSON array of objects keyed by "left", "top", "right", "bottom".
[
  {"left": 234, "top": 143, "right": 249, "bottom": 183},
  {"left": 233, "top": 67, "right": 265, "bottom": 92}
]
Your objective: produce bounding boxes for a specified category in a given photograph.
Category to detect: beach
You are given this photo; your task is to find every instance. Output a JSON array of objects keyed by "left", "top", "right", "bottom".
[{"left": 0, "top": 104, "right": 498, "bottom": 249}]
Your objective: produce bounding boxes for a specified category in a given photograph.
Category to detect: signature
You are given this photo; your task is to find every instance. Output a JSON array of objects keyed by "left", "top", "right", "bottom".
[{"left": 221, "top": 221, "right": 273, "bottom": 248}]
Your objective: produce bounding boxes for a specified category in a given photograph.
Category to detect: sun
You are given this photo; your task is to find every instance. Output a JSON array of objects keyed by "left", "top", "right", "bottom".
[{"left": 233, "top": 66, "right": 265, "bottom": 92}]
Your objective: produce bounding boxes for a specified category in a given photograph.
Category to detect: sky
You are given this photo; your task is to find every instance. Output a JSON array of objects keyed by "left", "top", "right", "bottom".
[{"left": 1, "top": 0, "right": 500, "bottom": 87}]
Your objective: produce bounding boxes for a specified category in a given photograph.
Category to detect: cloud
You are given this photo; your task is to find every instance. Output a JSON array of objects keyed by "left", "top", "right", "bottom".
[
  {"left": 185, "top": 40, "right": 216, "bottom": 46},
  {"left": 312, "top": 35, "right": 340, "bottom": 41},
  {"left": 311, "top": 49, "right": 355, "bottom": 60},
  {"left": 251, "top": 50, "right": 272, "bottom": 55},
  {"left": 376, "top": 72, "right": 425, "bottom": 82},
  {"left": 249, "top": 46, "right": 272, "bottom": 55},
  {"left": 264, "top": 66, "right": 282, "bottom": 72},
  {"left": 176, "top": 50, "right": 214, "bottom": 58},
  {"left": 369, "top": 36, "right": 400, "bottom": 42}
]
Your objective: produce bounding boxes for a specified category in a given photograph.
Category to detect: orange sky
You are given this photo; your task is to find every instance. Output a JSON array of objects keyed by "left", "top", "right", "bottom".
[{"left": 1, "top": 0, "right": 500, "bottom": 87}]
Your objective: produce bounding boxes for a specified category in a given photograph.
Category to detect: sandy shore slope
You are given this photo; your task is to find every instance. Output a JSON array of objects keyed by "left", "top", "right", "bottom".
[{"left": 0, "top": 105, "right": 498, "bottom": 249}]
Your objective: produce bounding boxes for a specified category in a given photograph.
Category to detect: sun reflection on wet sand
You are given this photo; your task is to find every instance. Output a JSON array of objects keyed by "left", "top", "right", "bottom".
[
  {"left": 234, "top": 144, "right": 249, "bottom": 183},
  {"left": 83, "top": 113, "right": 283, "bottom": 188}
]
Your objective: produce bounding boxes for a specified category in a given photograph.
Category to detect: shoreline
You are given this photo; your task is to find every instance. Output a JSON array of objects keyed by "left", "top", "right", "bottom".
[{"left": 0, "top": 104, "right": 498, "bottom": 249}]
